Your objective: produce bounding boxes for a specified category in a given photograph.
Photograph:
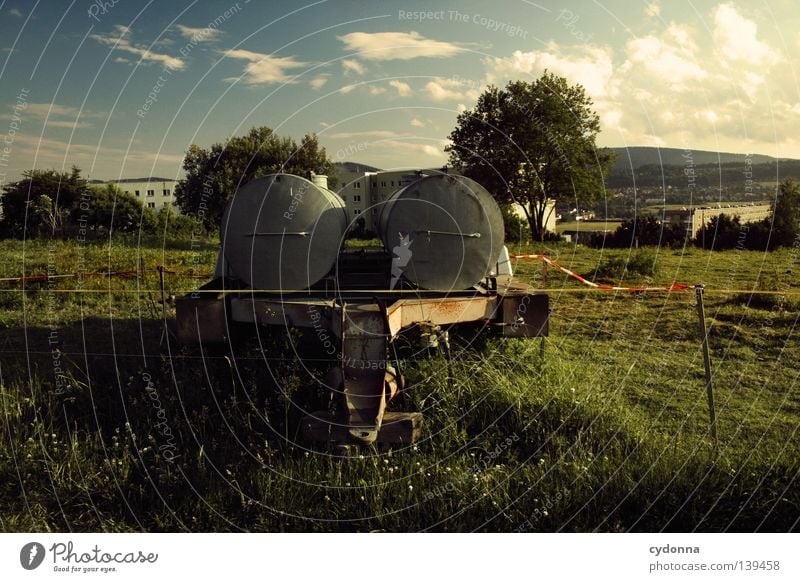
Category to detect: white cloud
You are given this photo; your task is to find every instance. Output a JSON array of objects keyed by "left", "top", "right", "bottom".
[
  {"left": 484, "top": 45, "right": 617, "bottom": 99},
  {"left": 424, "top": 78, "right": 482, "bottom": 102},
  {"left": 9, "top": 8, "right": 22, "bottom": 17},
  {"left": 410, "top": 118, "right": 425, "bottom": 128},
  {"left": 369, "top": 86, "right": 386, "bottom": 95},
  {"left": 624, "top": 26, "right": 707, "bottom": 90},
  {"left": 389, "top": 80, "right": 412, "bottom": 96},
  {"left": 310, "top": 75, "right": 329, "bottom": 90},
  {"left": 339, "top": 84, "right": 357, "bottom": 94},
  {"left": 337, "top": 31, "right": 464, "bottom": 61},
  {"left": 328, "top": 130, "right": 402, "bottom": 139},
  {"left": 645, "top": 2, "right": 660, "bottom": 17},
  {"left": 18, "top": 103, "right": 105, "bottom": 127},
  {"left": 712, "top": 3, "right": 780, "bottom": 66},
  {"left": 341, "top": 59, "right": 366, "bottom": 75},
  {"left": 223, "top": 49, "right": 307, "bottom": 84},
  {"left": 91, "top": 26, "right": 185, "bottom": 70},
  {"left": 457, "top": 103, "right": 467, "bottom": 113},
  {"left": 176, "top": 24, "right": 223, "bottom": 42}
]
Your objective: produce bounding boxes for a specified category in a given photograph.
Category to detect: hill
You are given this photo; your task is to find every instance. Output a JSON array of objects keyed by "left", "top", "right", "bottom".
[{"left": 610, "top": 147, "right": 786, "bottom": 172}]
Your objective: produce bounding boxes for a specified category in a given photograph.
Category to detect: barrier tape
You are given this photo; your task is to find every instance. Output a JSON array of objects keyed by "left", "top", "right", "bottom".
[
  {"left": 510, "top": 254, "right": 691, "bottom": 292},
  {"left": 0, "top": 267, "right": 211, "bottom": 284}
]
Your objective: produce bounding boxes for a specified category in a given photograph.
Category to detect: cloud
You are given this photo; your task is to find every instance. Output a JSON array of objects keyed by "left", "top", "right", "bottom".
[
  {"left": 712, "top": 3, "right": 780, "bottom": 67},
  {"left": 223, "top": 49, "right": 307, "bottom": 84},
  {"left": 389, "top": 80, "right": 412, "bottom": 96},
  {"left": 337, "top": 31, "right": 464, "bottom": 61},
  {"left": 91, "top": 26, "right": 185, "bottom": 70},
  {"left": 310, "top": 75, "right": 329, "bottom": 90},
  {"left": 369, "top": 86, "right": 386, "bottom": 95},
  {"left": 644, "top": 2, "right": 660, "bottom": 17},
  {"left": 328, "top": 130, "right": 402, "bottom": 139},
  {"left": 13, "top": 102, "right": 106, "bottom": 129},
  {"left": 485, "top": 45, "right": 617, "bottom": 99},
  {"left": 176, "top": 24, "right": 223, "bottom": 42},
  {"left": 623, "top": 26, "right": 707, "bottom": 90},
  {"left": 424, "top": 78, "right": 482, "bottom": 102},
  {"left": 410, "top": 118, "right": 425, "bottom": 128},
  {"left": 9, "top": 8, "right": 22, "bottom": 17},
  {"left": 339, "top": 84, "right": 357, "bottom": 94},
  {"left": 341, "top": 59, "right": 366, "bottom": 75}
]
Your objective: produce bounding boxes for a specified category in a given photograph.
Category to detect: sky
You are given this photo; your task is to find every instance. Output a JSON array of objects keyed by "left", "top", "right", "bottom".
[{"left": 0, "top": 0, "right": 799, "bottom": 182}]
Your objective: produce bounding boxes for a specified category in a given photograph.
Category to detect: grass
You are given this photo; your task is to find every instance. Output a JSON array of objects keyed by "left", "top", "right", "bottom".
[{"left": 1, "top": 237, "right": 799, "bottom": 531}]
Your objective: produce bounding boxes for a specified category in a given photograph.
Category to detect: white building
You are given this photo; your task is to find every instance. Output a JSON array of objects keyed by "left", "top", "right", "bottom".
[
  {"left": 337, "top": 169, "right": 439, "bottom": 232},
  {"left": 109, "top": 178, "right": 179, "bottom": 212}
]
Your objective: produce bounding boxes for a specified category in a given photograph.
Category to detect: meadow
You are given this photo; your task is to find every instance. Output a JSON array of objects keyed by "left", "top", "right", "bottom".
[{"left": 1, "top": 237, "right": 798, "bottom": 532}]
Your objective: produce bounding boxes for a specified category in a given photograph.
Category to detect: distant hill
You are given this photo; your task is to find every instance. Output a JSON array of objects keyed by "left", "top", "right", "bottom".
[{"left": 610, "top": 147, "right": 789, "bottom": 171}]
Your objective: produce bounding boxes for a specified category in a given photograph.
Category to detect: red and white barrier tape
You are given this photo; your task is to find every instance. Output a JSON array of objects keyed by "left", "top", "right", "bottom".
[{"left": 510, "top": 254, "right": 691, "bottom": 293}]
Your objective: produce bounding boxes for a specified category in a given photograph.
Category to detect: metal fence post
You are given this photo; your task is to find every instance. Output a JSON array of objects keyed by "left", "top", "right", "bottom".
[{"left": 695, "top": 283, "right": 717, "bottom": 442}]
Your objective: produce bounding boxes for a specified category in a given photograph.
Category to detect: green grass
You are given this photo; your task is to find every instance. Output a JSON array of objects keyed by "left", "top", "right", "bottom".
[{"left": 1, "top": 238, "right": 799, "bottom": 531}]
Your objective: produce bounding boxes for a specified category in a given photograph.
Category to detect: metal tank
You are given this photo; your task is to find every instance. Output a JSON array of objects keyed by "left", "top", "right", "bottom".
[
  {"left": 221, "top": 174, "right": 347, "bottom": 290},
  {"left": 377, "top": 174, "right": 505, "bottom": 290}
]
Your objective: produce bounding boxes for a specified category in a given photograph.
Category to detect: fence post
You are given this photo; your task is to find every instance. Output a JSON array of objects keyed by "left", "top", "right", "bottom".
[{"left": 695, "top": 283, "right": 717, "bottom": 442}]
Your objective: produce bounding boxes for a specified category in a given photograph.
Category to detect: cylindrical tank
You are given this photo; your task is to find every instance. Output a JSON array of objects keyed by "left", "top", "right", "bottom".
[
  {"left": 378, "top": 174, "right": 504, "bottom": 290},
  {"left": 221, "top": 174, "right": 347, "bottom": 290}
]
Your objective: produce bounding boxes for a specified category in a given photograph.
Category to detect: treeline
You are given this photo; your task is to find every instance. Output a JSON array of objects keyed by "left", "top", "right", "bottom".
[
  {"left": 0, "top": 167, "right": 203, "bottom": 239},
  {"left": 606, "top": 160, "right": 800, "bottom": 189},
  {"left": 589, "top": 178, "right": 800, "bottom": 251}
]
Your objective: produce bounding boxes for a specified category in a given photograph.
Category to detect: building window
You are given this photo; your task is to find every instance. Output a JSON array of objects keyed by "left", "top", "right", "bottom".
[
  {"left": 391, "top": 181, "right": 394, "bottom": 187},
  {"left": 354, "top": 209, "right": 360, "bottom": 215},
  {"left": 134, "top": 190, "right": 140, "bottom": 196},
  {"left": 353, "top": 195, "right": 361, "bottom": 202},
  {"left": 381, "top": 181, "right": 386, "bottom": 187},
  {"left": 147, "top": 202, "right": 156, "bottom": 208},
  {"left": 354, "top": 182, "right": 360, "bottom": 189},
  {"left": 147, "top": 190, "right": 155, "bottom": 197},
  {"left": 163, "top": 189, "right": 170, "bottom": 196},
  {"left": 372, "top": 181, "right": 377, "bottom": 188}
]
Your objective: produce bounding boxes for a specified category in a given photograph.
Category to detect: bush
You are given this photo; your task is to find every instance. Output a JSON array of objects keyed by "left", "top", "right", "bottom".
[
  {"left": 590, "top": 216, "right": 687, "bottom": 249},
  {"left": 595, "top": 248, "right": 660, "bottom": 280}
]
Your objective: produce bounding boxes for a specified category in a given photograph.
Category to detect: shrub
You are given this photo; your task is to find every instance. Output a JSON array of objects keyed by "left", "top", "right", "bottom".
[{"left": 595, "top": 248, "right": 660, "bottom": 280}]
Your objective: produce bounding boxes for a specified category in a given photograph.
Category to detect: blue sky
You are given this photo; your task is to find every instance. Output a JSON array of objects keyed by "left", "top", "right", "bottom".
[{"left": 1, "top": 0, "right": 798, "bottom": 182}]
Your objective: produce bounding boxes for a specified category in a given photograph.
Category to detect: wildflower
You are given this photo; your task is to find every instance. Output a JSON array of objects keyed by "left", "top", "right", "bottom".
[
  {"left": 542, "top": 510, "right": 549, "bottom": 517},
  {"left": 408, "top": 485, "right": 413, "bottom": 491}
]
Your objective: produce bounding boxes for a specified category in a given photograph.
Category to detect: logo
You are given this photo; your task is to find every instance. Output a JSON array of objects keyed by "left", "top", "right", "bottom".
[
  {"left": 390, "top": 233, "right": 413, "bottom": 289},
  {"left": 20, "top": 542, "right": 46, "bottom": 570}
]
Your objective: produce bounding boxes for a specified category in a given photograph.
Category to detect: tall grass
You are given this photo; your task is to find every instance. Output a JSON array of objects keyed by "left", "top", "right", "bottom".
[{"left": 1, "top": 239, "right": 799, "bottom": 531}]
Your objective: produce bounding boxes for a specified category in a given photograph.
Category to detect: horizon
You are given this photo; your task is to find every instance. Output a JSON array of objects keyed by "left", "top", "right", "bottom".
[{"left": 1, "top": 1, "right": 799, "bottom": 183}]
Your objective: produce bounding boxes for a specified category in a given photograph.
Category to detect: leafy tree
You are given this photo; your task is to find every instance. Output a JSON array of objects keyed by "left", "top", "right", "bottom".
[
  {"left": 82, "top": 183, "right": 150, "bottom": 234},
  {"left": 694, "top": 214, "right": 743, "bottom": 250},
  {"left": 447, "top": 73, "right": 615, "bottom": 240},
  {"left": 770, "top": 177, "right": 800, "bottom": 247},
  {"left": 175, "top": 127, "right": 336, "bottom": 230},
  {"left": 1, "top": 167, "right": 88, "bottom": 237}
]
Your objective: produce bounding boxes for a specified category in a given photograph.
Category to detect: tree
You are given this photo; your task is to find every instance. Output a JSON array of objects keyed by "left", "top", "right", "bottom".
[
  {"left": 446, "top": 73, "right": 615, "bottom": 241},
  {"left": 174, "top": 127, "right": 336, "bottom": 230},
  {"left": 770, "top": 178, "right": 800, "bottom": 247},
  {"left": 0, "top": 167, "right": 88, "bottom": 238},
  {"left": 83, "top": 183, "right": 150, "bottom": 234}
]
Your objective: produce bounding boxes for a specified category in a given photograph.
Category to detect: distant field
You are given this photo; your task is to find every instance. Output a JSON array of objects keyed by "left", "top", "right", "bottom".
[
  {"left": 1, "top": 238, "right": 799, "bottom": 532},
  {"left": 556, "top": 220, "right": 623, "bottom": 233}
]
